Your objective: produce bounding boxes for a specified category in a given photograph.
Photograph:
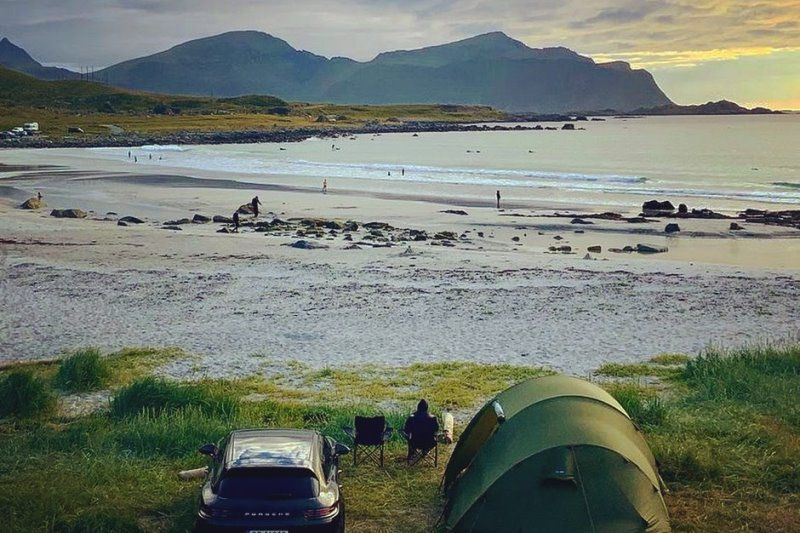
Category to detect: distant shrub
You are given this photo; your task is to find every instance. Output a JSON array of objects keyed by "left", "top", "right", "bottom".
[
  {"left": 110, "top": 377, "right": 237, "bottom": 419},
  {"left": 267, "top": 106, "right": 290, "bottom": 115},
  {"left": 607, "top": 384, "right": 668, "bottom": 428},
  {"left": 0, "top": 370, "right": 57, "bottom": 419},
  {"left": 56, "top": 349, "right": 110, "bottom": 392}
]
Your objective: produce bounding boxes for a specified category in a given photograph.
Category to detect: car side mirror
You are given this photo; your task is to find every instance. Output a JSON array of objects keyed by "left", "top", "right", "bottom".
[
  {"left": 334, "top": 443, "right": 350, "bottom": 456},
  {"left": 198, "top": 444, "right": 219, "bottom": 458}
]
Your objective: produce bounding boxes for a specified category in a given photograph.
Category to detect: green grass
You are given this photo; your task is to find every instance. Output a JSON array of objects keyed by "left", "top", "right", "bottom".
[
  {"left": 0, "top": 344, "right": 798, "bottom": 531},
  {"left": 0, "top": 370, "right": 57, "bottom": 419},
  {"left": 110, "top": 377, "right": 238, "bottom": 419},
  {"left": 55, "top": 348, "right": 110, "bottom": 392},
  {"left": 596, "top": 361, "right": 680, "bottom": 378},
  {"left": 605, "top": 383, "right": 669, "bottom": 428},
  {"left": 683, "top": 343, "right": 800, "bottom": 427},
  {"left": 650, "top": 353, "right": 691, "bottom": 366}
]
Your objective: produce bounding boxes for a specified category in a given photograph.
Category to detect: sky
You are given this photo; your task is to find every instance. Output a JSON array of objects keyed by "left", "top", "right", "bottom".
[{"left": 1, "top": 0, "right": 798, "bottom": 109}]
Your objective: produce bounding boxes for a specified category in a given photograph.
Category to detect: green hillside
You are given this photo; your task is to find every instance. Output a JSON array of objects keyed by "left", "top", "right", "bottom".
[
  {"left": 0, "top": 65, "right": 288, "bottom": 114},
  {"left": 0, "top": 66, "right": 506, "bottom": 137}
]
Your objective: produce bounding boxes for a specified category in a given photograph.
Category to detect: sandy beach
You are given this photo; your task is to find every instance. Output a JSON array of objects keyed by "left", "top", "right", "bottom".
[{"left": 2, "top": 144, "right": 799, "bottom": 377}]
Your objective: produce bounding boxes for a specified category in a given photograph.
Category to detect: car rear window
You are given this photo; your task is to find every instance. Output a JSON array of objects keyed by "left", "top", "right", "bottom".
[{"left": 218, "top": 468, "right": 319, "bottom": 499}]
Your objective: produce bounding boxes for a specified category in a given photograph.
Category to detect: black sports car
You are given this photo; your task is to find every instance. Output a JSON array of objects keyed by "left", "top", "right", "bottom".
[{"left": 194, "top": 428, "right": 349, "bottom": 532}]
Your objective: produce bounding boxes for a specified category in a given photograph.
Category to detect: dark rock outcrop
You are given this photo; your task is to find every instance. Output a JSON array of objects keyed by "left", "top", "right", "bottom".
[{"left": 50, "top": 208, "right": 87, "bottom": 218}]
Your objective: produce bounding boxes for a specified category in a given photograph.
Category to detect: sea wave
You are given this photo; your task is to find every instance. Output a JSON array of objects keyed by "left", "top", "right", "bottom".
[{"left": 139, "top": 144, "right": 188, "bottom": 152}]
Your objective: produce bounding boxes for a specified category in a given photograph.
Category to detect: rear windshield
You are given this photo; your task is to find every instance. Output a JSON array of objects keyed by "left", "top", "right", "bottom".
[{"left": 218, "top": 469, "right": 319, "bottom": 499}]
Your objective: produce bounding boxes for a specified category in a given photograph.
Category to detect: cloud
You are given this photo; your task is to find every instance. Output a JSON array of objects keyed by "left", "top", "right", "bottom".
[{"left": 0, "top": 0, "right": 798, "bottom": 105}]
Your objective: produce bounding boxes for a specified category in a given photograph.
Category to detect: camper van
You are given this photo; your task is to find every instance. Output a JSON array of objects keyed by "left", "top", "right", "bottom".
[{"left": 23, "top": 122, "right": 40, "bottom": 134}]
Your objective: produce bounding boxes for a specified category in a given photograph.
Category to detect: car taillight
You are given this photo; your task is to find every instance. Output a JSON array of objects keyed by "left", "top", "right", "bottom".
[{"left": 304, "top": 503, "right": 338, "bottom": 520}]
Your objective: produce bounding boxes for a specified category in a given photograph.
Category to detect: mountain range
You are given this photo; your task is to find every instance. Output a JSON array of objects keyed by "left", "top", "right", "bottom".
[
  {"left": 1, "top": 30, "right": 676, "bottom": 113},
  {"left": 0, "top": 37, "right": 78, "bottom": 80}
]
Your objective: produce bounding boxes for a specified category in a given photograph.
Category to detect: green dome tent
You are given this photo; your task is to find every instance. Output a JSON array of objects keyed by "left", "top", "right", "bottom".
[{"left": 442, "top": 375, "right": 670, "bottom": 532}]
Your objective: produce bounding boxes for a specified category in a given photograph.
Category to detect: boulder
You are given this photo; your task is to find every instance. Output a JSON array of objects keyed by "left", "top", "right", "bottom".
[
  {"left": 665, "top": 223, "right": 680, "bottom": 234},
  {"left": 636, "top": 243, "right": 668, "bottom": 254},
  {"left": 164, "top": 218, "right": 191, "bottom": 225},
  {"left": 562, "top": 123, "right": 576, "bottom": 130},
  {"left": 20, "top": 197, "right": 46, "bottom": 210},
  {"left": 678, "top": 203, "right": 688, "bottom": 214},
  {"left": 343, "top": 221, "right": 359, "bottom": 232},
  {"left": 192, "top": 214, "right": 211, "bottom": 223},
  {"left": 548, "top": 245, "right": 572, "bottom": 253},
  {"left": 570, "top": 218, "right": 593, "bottom": 225},
  {"left": 237, "top": 203, "right": 254, "bottom": 215},
  {"left": 213, "top": 215, "right": 233, "bottom": 223},
  {"left": 161, "top": 225, "right": 182, "bottom": 231},
  {"left": 117, "top": 221, "right": 128, "bottom": 227},
  {"left": 50, "top": 208, "right": 87, "bottom": 219},
  {"left": 587, "top": 245, "right": 602, "bottom": 253},
  {"left": 217, "top": 227, "right": 231, "bottom": 233},
  {"left": 433, "top": 231, "right": 458, "bottom": 240},
  {"left": 324, "top": 220, "right": 344, "bottom": 230},
  {"left": 642, "top": 200, "right": 675, "bottom": 212},
  {"left": 511, "top": 236, "right": 520, "bottom": 242},
  {"left": 364, "top": 221, "right": 393, "bottom": 230},
  {"left": 440, "top": 209, "right": 469, "bottom": 216},
  {"left": 477, "top": 231, "right": 485, "bottom": 238},
  {"left": 730, "top": 222, "right": 744, "bottom": 231},
  {"left": 285, "top": 240, "right": 329, "bottom": 250},
  {"left": 119, "top": 216, "right": 144, "bottom": 224}
]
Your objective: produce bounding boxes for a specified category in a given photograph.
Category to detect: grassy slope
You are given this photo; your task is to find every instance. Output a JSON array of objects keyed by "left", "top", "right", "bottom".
[
  {"left": 0, "top": 344, "right": 798, "bottom": 532},
  {"left": 0, "top": 66, "right": 506, "bottom": 136}
]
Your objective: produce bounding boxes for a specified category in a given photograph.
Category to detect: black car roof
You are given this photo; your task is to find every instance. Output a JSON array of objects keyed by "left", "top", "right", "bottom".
[{"left": 224, "top": 429, "right": 323, "bottom": 478}]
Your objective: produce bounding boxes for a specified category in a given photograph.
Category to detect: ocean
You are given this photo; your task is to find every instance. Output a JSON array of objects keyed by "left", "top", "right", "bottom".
[{"left": 84, "top": 114, "right": 800, "bottom": 212}]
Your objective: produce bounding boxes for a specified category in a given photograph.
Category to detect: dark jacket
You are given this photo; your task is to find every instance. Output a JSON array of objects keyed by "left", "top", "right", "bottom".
[{"left": 404, "top": 412, "right": 439, "bottom": 449}]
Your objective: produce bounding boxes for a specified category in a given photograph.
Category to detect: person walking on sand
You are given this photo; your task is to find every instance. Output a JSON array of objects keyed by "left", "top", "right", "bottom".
[
  {"left": 496, "top": 190, "right": 501, "bottom": 209},
  {"left": 149, "top": 154, "right": 152, "bottom": 161},
  {"left": 232, "top": 211, "right": 240, "bottom": 232},
  {"left": 322, "top": 178, "right": 328, "bottom": 194},
  {"left": 134, "top": 156, "right": 138, "bottom": 163},
  {"left": 251, "top": 196, "right": 262, "bottom": 218}
]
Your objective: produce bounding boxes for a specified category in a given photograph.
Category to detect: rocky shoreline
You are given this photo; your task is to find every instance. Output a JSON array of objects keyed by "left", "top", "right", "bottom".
[{"left": 0, "top": 121, "right": 578, "bottom": 149}]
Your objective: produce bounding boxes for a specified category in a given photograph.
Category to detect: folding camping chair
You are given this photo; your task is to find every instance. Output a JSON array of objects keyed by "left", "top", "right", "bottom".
[
  {"left": 343, "top": 415, "right": 393, "bottom": 467},
  {"left": 400, "top": 421, "right": 443, "bottom": 467}
]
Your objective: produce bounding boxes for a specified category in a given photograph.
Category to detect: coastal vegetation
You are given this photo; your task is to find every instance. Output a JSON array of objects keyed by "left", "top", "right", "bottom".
[
  {"left": 0, "top": 65, "right": 506, "bottom": 138},
  {"left": 0, "top": 343, "right": 797, "bottom": 531}
]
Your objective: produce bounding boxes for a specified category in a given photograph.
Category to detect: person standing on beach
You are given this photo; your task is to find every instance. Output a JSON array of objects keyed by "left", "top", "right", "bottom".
[
  {"left": 134, "top": 156, "right": 137, "bottom": 163},
  {"left": 496, "top": 190, "right": 501, "bottom": 209},
  {"left": 37, "top": 191, "right": 42, "bottom": 201},
  {"left": 322, "top": 178, "right": 328, "bottom": 194},
  {"left": 232, "top": 211, "right": 240, "bottom": 232},
  {"left": 251, "top": 196, "right": 262, "bottom": 218},
  {"left": 128, "top": 150, "right": 131, "bottom": 159},
  {"left": 401, "top": 168, "right": 405, "bottom": 176}
]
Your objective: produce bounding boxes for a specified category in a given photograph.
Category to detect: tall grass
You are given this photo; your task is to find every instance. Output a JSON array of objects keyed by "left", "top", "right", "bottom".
[
  {"left": 683, "top": 343, "right": 800, "bottom": 426},
  {"left": 55, "top": 348, "right": 110, "bottom": 392},
  {"left": 606, "top": 383, "right": 668, "bottom": 428},
  {"left": 110, "top": 377, "right": 238, "bottom": 419},
  {"left": 0, "top": 370, "right": 56, "bottom": 419}
]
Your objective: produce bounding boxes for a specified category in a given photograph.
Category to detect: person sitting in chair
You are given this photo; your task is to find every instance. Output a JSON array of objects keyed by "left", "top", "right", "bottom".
[{"left": 403, "top": 399, "right": 439, "bottom": 460}]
